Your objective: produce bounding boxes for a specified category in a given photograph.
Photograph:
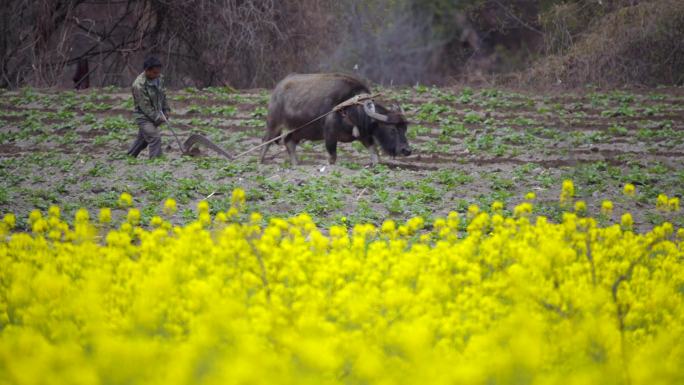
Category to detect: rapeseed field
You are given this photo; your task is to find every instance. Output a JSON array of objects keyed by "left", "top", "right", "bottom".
[{"left": 1, "top": 186, "right": 682, "bottom": 385}]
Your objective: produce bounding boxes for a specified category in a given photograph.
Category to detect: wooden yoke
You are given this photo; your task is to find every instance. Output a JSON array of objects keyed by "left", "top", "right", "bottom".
[{"left": 332, "top": 93, "right": 381, "bottom": 112}]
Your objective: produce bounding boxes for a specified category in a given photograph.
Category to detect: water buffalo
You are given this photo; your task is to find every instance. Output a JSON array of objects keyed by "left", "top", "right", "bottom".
[{"left": 260, "top": 73, "right": 411, "bottom": 166}]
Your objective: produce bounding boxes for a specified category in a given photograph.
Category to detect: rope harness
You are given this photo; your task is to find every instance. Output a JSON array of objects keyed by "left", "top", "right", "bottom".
[{"left": 160, "top": 111, "right": 188, "bottom": 154}]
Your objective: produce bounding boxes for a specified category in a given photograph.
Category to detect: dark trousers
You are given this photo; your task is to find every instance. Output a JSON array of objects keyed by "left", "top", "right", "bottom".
[{"left": 127, "top": 119, "right": 162, "bottom": 158}]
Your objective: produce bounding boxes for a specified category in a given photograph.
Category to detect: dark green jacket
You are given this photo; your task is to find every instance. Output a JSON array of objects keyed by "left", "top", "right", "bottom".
[{"left": 132, "top": 72, "right": 170, "bottom": 123}]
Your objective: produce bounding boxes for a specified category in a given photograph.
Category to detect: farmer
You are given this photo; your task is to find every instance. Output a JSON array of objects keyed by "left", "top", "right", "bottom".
[{"left": 127, "top": 56, "right": 171, "bottom": 159}]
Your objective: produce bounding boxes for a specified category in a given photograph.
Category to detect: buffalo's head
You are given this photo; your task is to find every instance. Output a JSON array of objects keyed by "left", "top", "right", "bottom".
[{"left": 346, "top": 100, "right": 411, "bottom": 157}]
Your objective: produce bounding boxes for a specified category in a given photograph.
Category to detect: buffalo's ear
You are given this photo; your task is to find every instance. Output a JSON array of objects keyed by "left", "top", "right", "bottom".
[
  {"left": 388, "top": 103, "right": 407, "bottom": 124},
  {"left": 385, "top": 112, "right": 406, "bottom": 125},
  {"left": 391, "top": 103, "right": 406, "bottom": 115}
]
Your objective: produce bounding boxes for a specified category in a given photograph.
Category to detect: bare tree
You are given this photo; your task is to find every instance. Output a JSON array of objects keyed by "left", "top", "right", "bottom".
[
  {"left": 1, "top": 0, "right": 85, "bottom": 87},
  {"left": 0, "top": 0, "right": 335, "bottom": 88}
]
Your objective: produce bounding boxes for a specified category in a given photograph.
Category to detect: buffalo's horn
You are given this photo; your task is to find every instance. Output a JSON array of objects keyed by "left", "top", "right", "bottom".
[{"left": 363, "top": 100, "right": 389, "bottom": 122}]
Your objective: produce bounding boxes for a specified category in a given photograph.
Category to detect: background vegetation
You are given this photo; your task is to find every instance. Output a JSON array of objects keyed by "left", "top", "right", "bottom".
[{"left": 2, "top": 0, "right": 682, "bottom": 88}]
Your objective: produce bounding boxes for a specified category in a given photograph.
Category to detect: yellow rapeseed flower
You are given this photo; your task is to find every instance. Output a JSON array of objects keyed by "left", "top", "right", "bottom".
[
  {"left": 227, "top": 207, "right": 239, "bottom": 218},
  {"left": 48, "top": 205, "right": 60, "bottom": 218},
  {"left": 250, "top": 213, "right": 263, "bottom": 224},
  {"left": 656, "top": 194, "right": 669, "bottom": 211},
  {"left": 75, "top": 208, "right": 89, "bottom": 223},
  {"left": 467, "top": 204, "right": 480, "bottom": 220},
  {"left": 623, "top": 183, "right": 636, "bottom": 197},
  {"left": 433, "top": 218, "right": 446, "bottom": 230},
  {"left": 560, "top": 179, "right": 574, "bottom": 205},
  {"left": 118, "top": 192, "right": 133, "bottom": 208},
  {"left": 163, "top": 198, "right": 177, "bottom": 216},
  {"left": 513, "top": 202, "right": 533, "bottom": 217},
  {"left": 48, "top": 229, "right": 61, "bottom": 241},
  {"left": 621, "top": 213, "right": 634, "bottom": 230},
  {"left": 381, "top": 220, "right": 396, "bottom": 234},
  {"left": 231, "top": 188, "right": 246, "bottom": 208},
  {"left": 407, "top": 217, "right": 425, "bottom": 233},
  {"left": 28, "top": 209, "right": 42, "bottom": 225},
  {"left": 31, "top": 218, "right": 47, "bottom": 233},
  {"left": 668, "top": 197, "right": 680, "bottom": 212},
  {"left": 98, "top": 208, "right": 112, "bottom": 224},
  {"left": 119, "top": 221, "right": 132, "bottom": 233},
  {"left": 2, "top": 213, "right": 16, "bottom": 229},
  {"left": 127, "top": 208, "right": 141, "bottom": 225},
  {"left": 447, "top": 211, "right": 459, "bottom": 229},
  {"left": 199, "top": 212, "right": 211, "bottom": 226},
  {"left": 215, "top": 212, "right": 228, "bottom": 223},
  {"left": 601, "top": 200, "right": 613, "bottom": 215},
  {"left": 150, "top": 216, "right": 163, "bottom": 227},
  {"left": 197, "top": 200, "right": 210, "bottom": 214}
]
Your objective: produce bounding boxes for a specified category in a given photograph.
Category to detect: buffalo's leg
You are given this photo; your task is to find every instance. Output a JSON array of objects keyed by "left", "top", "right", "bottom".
[
  {"left": 324, "top": 131, "right": 338, "bottom": 165},
  {"left": 284, "top": 135, "right": 298, "bottom": 166},
  {"left": 360, "top": 137, "right": 379, "bottom": 166},
  {"left": 259, "top": 134, "right": 273, "bottom": 164},
  {"left": 368, "top": 144, "right": 379, "bottom": 166},
  {"left": 260, "top": 128, "right": 280, "bottom": 164}
]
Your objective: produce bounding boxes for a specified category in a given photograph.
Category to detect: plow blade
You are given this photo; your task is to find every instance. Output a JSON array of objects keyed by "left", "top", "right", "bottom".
[{"left": 182, "top": 134, "right": 232, "bottom": 160}]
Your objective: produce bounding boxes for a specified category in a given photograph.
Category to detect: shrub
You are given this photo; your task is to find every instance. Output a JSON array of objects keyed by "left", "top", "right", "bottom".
[{"left": 529, "top": 0, "right": 684, "bottom": 87}]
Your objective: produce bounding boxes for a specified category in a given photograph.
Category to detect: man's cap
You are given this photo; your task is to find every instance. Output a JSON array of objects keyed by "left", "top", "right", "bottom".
[{"left": 144, "top": 57, "right": 162, "bottom": 70}]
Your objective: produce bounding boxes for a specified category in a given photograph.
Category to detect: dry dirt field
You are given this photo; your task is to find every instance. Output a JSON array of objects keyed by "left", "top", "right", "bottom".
[{"left": 1, "top": 85, "right": 683, "bottom": 231}]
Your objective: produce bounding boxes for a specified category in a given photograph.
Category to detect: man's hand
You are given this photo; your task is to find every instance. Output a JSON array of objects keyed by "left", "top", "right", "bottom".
[{"left": 158, "top": 111, "right": 169, "bottom": 125}]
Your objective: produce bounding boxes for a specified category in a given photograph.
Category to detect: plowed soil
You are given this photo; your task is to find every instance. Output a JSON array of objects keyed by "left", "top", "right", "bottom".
[{"left": 1, "top": 85, "right": 682, "bottom": 231}]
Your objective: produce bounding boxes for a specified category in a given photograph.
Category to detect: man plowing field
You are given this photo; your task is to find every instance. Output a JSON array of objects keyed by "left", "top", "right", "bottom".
[
  {"left": 123, "top": 69, "right": 411, "bottom": 165},
  {"left": 127, "top": 57, "right": 171, "bottom": 159}
]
